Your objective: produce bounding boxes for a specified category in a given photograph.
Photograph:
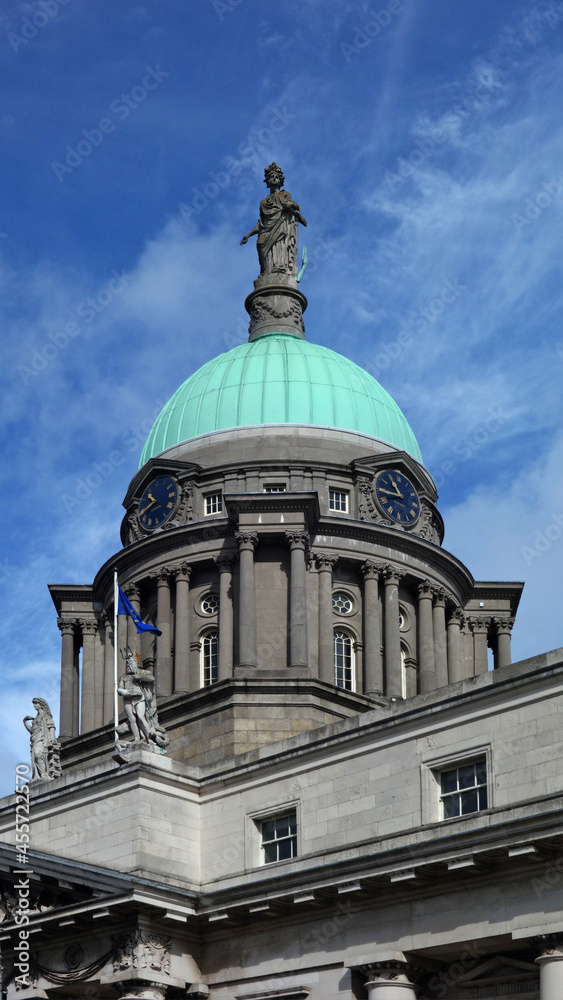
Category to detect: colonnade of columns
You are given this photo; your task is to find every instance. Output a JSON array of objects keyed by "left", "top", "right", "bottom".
[
  {"left": 58, "top": 540, "right": 514, "bottom": 740},
  {"left": 314, "top": 558, "right": 513, "bottom": 699}
]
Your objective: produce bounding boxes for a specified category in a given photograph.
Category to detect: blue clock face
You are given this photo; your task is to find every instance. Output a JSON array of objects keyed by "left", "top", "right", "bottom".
[
  {"left": 138, "top": 476, "right": 179, "bottom": 531},
  {"left": 374, "top": 470, "right": 420, "bottom": 525}
]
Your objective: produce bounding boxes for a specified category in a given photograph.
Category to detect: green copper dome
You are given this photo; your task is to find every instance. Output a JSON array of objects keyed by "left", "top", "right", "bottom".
[{"left": 139, "top": 332, "right": 421, "bottom": 466}]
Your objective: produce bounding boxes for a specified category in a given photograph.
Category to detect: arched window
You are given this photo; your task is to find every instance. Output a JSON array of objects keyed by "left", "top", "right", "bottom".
[
  {"left": 334, "top": 630, "right": 354, "bottom": 691},
  {"left": 201, "top": 630, "right": 219, "bottom": 686},
  {"left": 400, "top": 644, "right": 407, "bottom": 699}
]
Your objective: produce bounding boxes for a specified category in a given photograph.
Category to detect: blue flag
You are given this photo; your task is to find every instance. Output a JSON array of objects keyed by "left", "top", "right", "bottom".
[{"left": 117, "top": 586, "right": 162, "bottom": 635}]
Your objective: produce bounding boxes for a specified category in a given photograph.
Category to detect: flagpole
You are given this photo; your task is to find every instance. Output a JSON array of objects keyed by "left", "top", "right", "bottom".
[{"left": 113, "top": 569, "right": 119, "bottom": 746}]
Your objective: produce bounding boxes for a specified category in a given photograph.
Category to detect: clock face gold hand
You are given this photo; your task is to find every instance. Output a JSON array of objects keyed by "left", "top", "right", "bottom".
[
  {"left": 390, "top": 478, "right": 403, "bottom": 498},
  {"left": 378, "top": 488, "right": 402, "bottom": 497},
  {"left": 139, "top": 499, "right": 157, "bottom": 515}
]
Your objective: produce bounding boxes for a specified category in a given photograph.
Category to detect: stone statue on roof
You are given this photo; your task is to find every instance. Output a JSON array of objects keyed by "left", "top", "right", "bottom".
[
  {"left": 23, "top": 698, "right": 62, "bottom": 780},
  {"left": 116, "top": 648, "right": 169, "bottom": 754},
  {"left": 240, "top": 162, "right": 307, "bottom": 277}
]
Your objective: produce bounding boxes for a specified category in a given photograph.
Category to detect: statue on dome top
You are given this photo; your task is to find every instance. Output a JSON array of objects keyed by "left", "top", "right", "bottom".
[{"left": 240, "top": 162, "right": 307, "bottom": 277}]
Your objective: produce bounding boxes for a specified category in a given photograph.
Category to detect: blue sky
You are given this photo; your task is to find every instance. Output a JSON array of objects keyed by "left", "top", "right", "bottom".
[{"left": 1, "top": 0, "right": 563, "bottom": 793}]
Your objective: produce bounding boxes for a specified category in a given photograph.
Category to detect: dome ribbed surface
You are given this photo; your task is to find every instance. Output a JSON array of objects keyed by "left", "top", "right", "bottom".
[{"left": 139, "top": 333, "right": 421, "bottom": 465}]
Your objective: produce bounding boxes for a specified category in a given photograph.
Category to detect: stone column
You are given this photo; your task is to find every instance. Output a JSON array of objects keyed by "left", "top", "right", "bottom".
[
  {"left": 125, "top": 582, "right": 141, "bottom": 659},
  {"left": 494, "top": 616, "right": 513, "bottom": 669},
  {"left": 155, "top": 568, "right": 173, "bottom": 697},
  {"left": 236, "top": 531, "right": 259, "bottom": 669},
  {"left": 446, "top": 607, "right": 464, "bottom": 683},
  {"left": 362, "top": 561, "right": 382, "bottom": 695},
  {"left": 58, "top": 618, "right": 77, "bottom": 740},
  {"left": 537, "top": 942, "right": 563, "bottom": 1000},
  {"left": 216, "top": 554, "right": 235, "bottom": 681},
  {"left": 471, "top": 616, "right": 490, "bottom": 675},
  {"left": 173, "top": 563, "right": 191, "bottom": 691},
  {"left": 79, "top": 620, "right": 98, "bottom": 733},
  {"left": 364, "top": 960, "right": 418, "bottom": 1000},
  {"left": 102, "top": 612, "right": 115, "bottom": 725},
  {"left": 433, "top": 589, "right": 448, "bottom": 688},
  {"left": 315, "top": 553, "right": 338, "bottom": 684},
  {"left": 417, "top": 580, "right": 436, "bottom": 693},
  {"left": 286, "top": 531, "right": 309, "bottom": 669},
  {"left": 383, "top": 566, "right": 402, "bottom": 698}
]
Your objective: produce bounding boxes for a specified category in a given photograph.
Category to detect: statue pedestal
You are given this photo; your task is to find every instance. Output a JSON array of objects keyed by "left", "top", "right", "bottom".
[{"left": 245, "top": 280, "right": 307, "bottom": 340}]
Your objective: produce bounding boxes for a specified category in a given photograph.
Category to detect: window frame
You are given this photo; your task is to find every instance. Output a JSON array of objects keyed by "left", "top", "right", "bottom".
[
  {"left": 332, "top": 590, "right": 354, "bottom": 615},
  {"left": 329, "top": 488, "right": 349, "bottom": 513},
  {"left": 204, "top": 492, "right": 223, "bottom": 516},
  {"left": 245, "top": 801, "right": 301, "bottom": 869},
  {"left": 263, "top": 483, "right": 287, "bottom": 493},
  {"left": 200, "top": 628, "right": 219, "bottom": 687},
  {"left": 439, "top": 759, "right": 488, "bottom": 819},
  {"left": 421, "top": 745, "right": 492, "bottom": 826},
  {"left": 333, "top": 628, "right": 356, "bottom": 691}
]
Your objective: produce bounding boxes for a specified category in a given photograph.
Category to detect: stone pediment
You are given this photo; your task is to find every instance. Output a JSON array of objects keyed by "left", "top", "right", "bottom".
[
  {"left": 457, "top": 956, "right": 538, "bottom": 985},
  {"left": 0, "top": 844, "right": 129, "bottom": 933},
  {"left": 123, "top": 456, "right": 202, "bottom": 509},
  {"left": 351, "top": 451, "right": 437, "bottom": 501}
]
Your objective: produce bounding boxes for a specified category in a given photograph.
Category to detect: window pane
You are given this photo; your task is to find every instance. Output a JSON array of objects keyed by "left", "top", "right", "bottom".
[
  {"left": 264, "top": 842, "right": 278, "bottom": 864},
  {"left": 278, "top": 838, "right": 293, "bottom": 861},
  {"left": 276, "top": 816, "right": 290, "bottom": 838},
  {"left": 262, "top": 820, "right": 275, "bottom": 841},
  {"left": 443, "top": 795, "right": 459, "bottom": 818},
  {"left": 458, "top": 764, "right": 476, "bottom": 789},
  {"left": 441, "top": 769, "right": 457, "bottom": 794},
  {"left": 289, "top": 814, "right": 297, "bottom": 835},
  {"left": 460, "top": 789, "right": 478, "bottom": 815},
  {"left": 475, "top": 759, "right": 487, "bottom": 785},
  {"left": 478, "top": 785, "right": 488, "bottom": 810}
]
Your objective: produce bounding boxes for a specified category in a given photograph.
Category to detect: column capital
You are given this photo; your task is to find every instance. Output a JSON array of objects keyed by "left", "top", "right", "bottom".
[
  {"left": 447, "top": 606, "right": 464, "bottom": 626},
  {"left": 417, "top": 578, "right": 433, "bottom": 599},
  {"left": 151, "top": 566, "right": 172, "bottom": 585},
  {"left": 314, "top": 552, "right": 338, "bottom": 571},
  {"left": 361, "top": 560, "right": 382, "bottom": 581},
  {"left": 468, "top": 615, "right": 492, "bottom": 633},
  {"left": 383, "top": 564, "right": 402, "bottom": 585},
  {"left": 57, "top": 617, "right": 77, "bottom": 636},
  {"left": 433, "top": 587, "right": 447, "bottom": 607},
  {"left": 124, "top": 581, "right": 140, "bottom": 600},
  {"left": 493, "top": 616, "right": 514, "bottom": 634},
  {"left": 78, "top": 619, "right": 98, "bottom": 636},
  {"left": 173, "top": 561, "right": 192, "bottom": 581},
  {"left": 536, "top": 936, "right": 563, "bottom": 961},
  {"left": 235, "top": 530, "right": 259, "bottom": 551},
  {"left": 215, "top": 552, "right": 236, "bottom": 570},
  {"left": 100, "top": 611, "right": 112, "bottom": 628},
  {"left": 285, "top": 530, "right": 310, "bottom": 550},
  {"left": 363, "top": 956, "right": 422, "bottom": 996}
]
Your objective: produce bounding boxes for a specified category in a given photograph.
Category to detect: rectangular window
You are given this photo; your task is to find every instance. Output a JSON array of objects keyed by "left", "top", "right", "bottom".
[
  {"left": 204, "top": 492, "right": 223, "bottom": 515},
  {"left": 440, "top": 759, "right": 488, "bottom": 818},
  {"left": 260, "top": 812, "right": 297, "bottom": 864},
  {"left": 263, "top": 484, "right": 286, "bottom": 493},
  {"left": 329, "top": 488, "right": 348, "bottom": 512}
]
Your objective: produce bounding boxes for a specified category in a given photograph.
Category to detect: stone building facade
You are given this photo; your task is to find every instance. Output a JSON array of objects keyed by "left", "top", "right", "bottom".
[{"left": 1, "top": 169, "right": 562, "bottom": 1000}]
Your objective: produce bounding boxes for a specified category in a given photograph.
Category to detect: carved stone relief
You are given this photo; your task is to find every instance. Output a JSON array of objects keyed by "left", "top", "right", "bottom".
[{"left": 113, "top": 931, "right": 171, "bottom": 977}]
